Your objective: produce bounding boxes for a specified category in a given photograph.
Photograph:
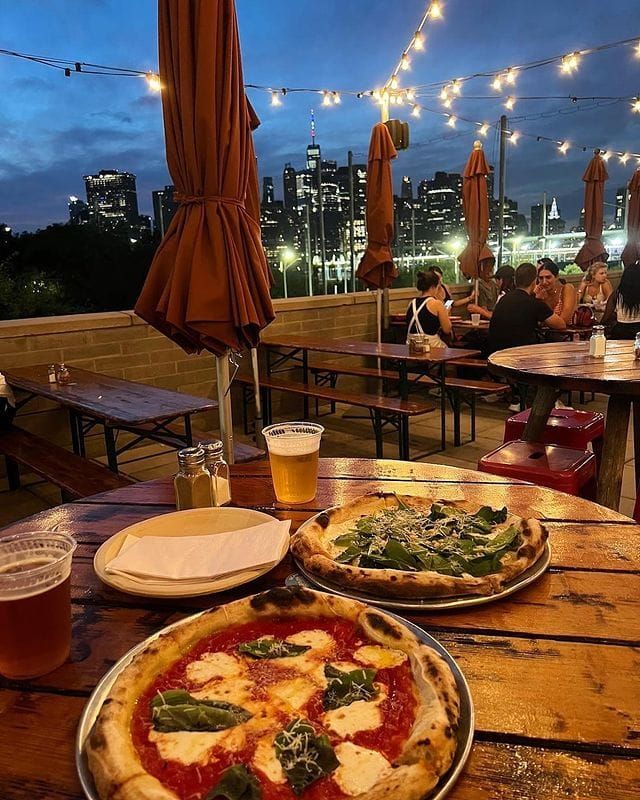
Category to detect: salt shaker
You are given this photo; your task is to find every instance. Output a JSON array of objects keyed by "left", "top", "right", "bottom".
[
  {"left": 173, "top": 447, "right": 214, "bottom": 510},
  {"left": 48, "top": 364, "right": 57, "bottom": 383},
  {"left": 200, "top": 440, "right": 232, "bottom": 506},
  {"left": 635, "top": 332, "right": 640, "bottom": 361},
  {"left": 56, "top": 363, "right": 71, "bottom": 384},
  {"left": 588, "top": 325, "right": 606, "bottom": 358}
]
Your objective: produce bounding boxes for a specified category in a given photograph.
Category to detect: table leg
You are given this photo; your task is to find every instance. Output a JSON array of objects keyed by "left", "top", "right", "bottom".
[
  {"left": 398, "top": 363, "right": 409, "bottom": 400},
  {"left": 104, "top": 426, "right": 119, "bottom": 473},
  {"left": 184, "top": 414, "right": 193, "bottom": 446},
  {"left": 633, "top": 401, "right": 640, "bottom": 493},
  {"left": 597, "top": 395, "right": 632, "bottom": 510},
  {"left": 439, "top": 363, "right": 446, "bottom": 451},
  {"left": 521, "top": 386, "right": 558, "bottom": 441}
]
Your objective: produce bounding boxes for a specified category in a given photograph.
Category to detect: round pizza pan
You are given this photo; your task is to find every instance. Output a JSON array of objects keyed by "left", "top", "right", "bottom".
[
  {"left": 289, "top": 540, "right": 551, "bottom": 610},
  {"left": 75, "top": 601, "right": 473, "bottom": 800}
]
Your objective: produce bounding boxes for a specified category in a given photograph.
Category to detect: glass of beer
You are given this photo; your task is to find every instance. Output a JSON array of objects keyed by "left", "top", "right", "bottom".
[
  {"left": 262, "top": 422, "right": 324, "bottom": 504},
  {"left": 0, "top": 532, "right": 76, "bottom": 680}
]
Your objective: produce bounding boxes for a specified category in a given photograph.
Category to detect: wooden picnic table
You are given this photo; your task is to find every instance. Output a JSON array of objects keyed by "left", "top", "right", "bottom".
[
  {"left": 3, "top": 365, "right": 218, "bottom": 473},
  {"left": 1, "top": 457, "right": 638, "bottom": 799},
  {"left": 261, "top": 334, "right": 480, "bottom": 451},
  {"left": 489, "top": 340, "right": 640, "bottom": 510}
]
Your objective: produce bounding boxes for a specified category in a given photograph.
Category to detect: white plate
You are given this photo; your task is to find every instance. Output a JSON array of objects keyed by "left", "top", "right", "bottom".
[{"left": 93, "top": 507, "right": 287, "bottom": 598}]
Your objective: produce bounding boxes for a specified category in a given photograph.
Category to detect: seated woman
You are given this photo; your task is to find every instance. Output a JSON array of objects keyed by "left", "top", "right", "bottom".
[
  {"left": 602, "top": 260, "right": 640, "bottom": 338},
  {"left": 406, "top": 270, "right": 452, "bottom": 348},
  {"left": 535, "top": 260, "right": 577, "bottom": 324},
  {"left": 429, "top": 266, "right": 470, "bottom": 310},
  {"left": 578, "top": 262, "right": 613, "bottom": 315}
]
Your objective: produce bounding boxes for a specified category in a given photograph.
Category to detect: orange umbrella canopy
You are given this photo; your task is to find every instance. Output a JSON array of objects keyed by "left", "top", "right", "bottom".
[
  {"left": 574, "top": 151, "right": 609, "bottom": 270},
  {"left": 621, "top": 169, "right": 640, "bottom": 268},
  {"left": 458, "top": 141, "right": 495, "bottom": 280},
  {"left": 135, "top": 0, "right": 274, "bottom": 355},
  {"left": 356, "top": 123, "right": 398, "bottom": 290}
]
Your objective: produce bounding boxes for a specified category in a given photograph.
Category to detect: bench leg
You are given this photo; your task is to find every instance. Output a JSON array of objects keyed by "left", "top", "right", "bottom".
[
  {"left": 470, "top": 394, "right": 477, "bottom": 442},
  {"left": 184, "top": 414, "right": 193, "bottom": 446},
  {"left": 372, "top": 410, "right": 383, "bottom": 458},
  {"left": 5, "top": 456, "right": 20, "bottom": 490},
  {"left": 69, "top": 410, "right": 82, "bottom": 455},
  {"left": 302, "top": 350, "right": 309, "bottom": 419},
  {"left": 451, "top": 392, "right": 461, "bottom": 447},
  {"left": 104, "top": 426, "right": 119, "bottom": 473},
  {"left": 398, "top": 416, "right": 410, "bottom": 460}
]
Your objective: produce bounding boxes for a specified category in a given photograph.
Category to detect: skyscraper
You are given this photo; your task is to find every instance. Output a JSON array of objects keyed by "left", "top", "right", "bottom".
[
  {"left": 615, "top": 186, "right": 627, "bottom": 229},
  {"left": 152, "top": 185, "right": 177, "bottom": 237},
  {"left": 401, "top": 176, "right": 413, "bottom": 200},
  {"left": 68, "top": 196, "right": 90, "bottom": 225},
  {"left": 283, "top": 164, "right": 297, "bottom": 211},
  {"left": 424, "top": 171, "right": 464, "bottom": 242},
  {"left": 262, "top": 177, "right": 275, "bottom": 205},
  {"left": 530, "top": 198, "right": 565, "bottom": 236},
  {"left": 84, "top": 170, "right": 139, "bottom": 229}
]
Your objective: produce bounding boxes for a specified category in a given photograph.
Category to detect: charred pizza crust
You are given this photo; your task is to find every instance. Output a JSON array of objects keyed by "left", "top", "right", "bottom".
[
  {"left": 86, "top": 587, "right": 460, "bottom": 800},
  {"left": 291, "top": 492, "right": 548, "bottom": 599}
]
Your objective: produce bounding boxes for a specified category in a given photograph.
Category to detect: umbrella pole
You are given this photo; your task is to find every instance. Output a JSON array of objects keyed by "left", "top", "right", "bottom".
[
  {"left": 376, "top": 288, "right": 382, "bottom": 370},
  {"left": 250, "top": 347, "right": 265, "bottom": 449},
  {"left": 215, "top": 352, "right": 235, "bottom": 465}
]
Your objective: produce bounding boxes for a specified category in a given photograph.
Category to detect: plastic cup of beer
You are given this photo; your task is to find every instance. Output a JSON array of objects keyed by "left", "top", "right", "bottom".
[
  {"left": 471, "top": 313, "right": 481, "bottom": 327},
  {"left": 262, "top": 422, "right": 324, "bottom": 504},
  {"left": 0, "top": 532, "right": 76, "bottom": 680}
]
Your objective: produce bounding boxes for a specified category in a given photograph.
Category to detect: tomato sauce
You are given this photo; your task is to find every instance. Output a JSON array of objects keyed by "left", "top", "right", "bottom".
[{"left": 131, "top": 617, "right": 417, "bottom": 800}]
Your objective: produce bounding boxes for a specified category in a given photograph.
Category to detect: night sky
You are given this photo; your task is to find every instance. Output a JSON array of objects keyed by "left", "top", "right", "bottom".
[{"left": 2, "top": 0, "right": 639, "bottom": 232}]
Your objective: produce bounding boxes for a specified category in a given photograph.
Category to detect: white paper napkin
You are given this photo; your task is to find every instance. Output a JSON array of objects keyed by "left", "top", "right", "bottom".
[{"left": 105, "top": 519, "right": 291, "bottom": 583}]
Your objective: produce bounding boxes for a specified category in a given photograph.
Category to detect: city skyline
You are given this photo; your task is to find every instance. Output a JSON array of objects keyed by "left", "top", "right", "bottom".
[{"left": 2, "top": 0, "right": 640, "bottom": 232}]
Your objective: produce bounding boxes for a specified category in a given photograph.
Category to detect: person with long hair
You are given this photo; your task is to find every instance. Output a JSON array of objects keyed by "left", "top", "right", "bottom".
[
  {"left": 535, "top": 259, "right": 577, "bottom": 324},
  {"left": 602, "top": 261, "right": 640, "bottom": 338},
  {"left": 406, "top": 270, "right": 452, "bottom": 347},
  {"left": 427, "top": 266, "right": 471, "bottom": 309},
  {"left": 578, "top": 262, "right": 613, "bottom": 309}
]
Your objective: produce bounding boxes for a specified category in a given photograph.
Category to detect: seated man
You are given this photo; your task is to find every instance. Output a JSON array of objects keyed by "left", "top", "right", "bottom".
[{"left": 489, "top": 262, "right": 566, "bottom": 409}]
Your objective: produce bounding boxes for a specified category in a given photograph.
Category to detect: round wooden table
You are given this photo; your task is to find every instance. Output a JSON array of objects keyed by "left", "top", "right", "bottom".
[
  {"left": 1, "top": 458, "right": 639, "bottom": 799},
  {"left": 490, "top": 340, "right": 640, "bottom": 509}
]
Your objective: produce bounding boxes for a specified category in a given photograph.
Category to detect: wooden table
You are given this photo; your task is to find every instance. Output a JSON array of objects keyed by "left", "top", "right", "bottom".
[
  {"left": 1, "top": 457, "right": 638, "bottom": 799},
  {"left": 262, "top": 335, "right": 479, "bottom": 451},
  {"left": 3, "top": 365, "right": 218, "bottom": 473},
  {"left": 489, "top": 341, "right": 640, "bottom": 509}
]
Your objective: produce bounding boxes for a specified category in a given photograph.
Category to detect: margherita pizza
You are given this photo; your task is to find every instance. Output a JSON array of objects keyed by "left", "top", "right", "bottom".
[
  {"left": 291, "top": 492, "right": 548, "bottom": 599},
  {"left": 86, "top": 587, "right": 460, "bottom": 800}
]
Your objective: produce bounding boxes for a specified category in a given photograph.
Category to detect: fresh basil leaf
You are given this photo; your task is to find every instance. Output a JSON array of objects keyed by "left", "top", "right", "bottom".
[
  {"left": 333, "top": 532, "right": 358, "bottom": 546},
  {"left": 204, "top": 765, "right": 261, "bottom": 800},
  {"left": 274, "top": 718, "right": 339, "bottom": 795},
  {"left": 485, "top": 525, "right": 520, "bottom": 552},
  {"left": 383, "top": 539, "right": 419, "bottom": 570},
  {"left": 335, "top": 545, "right": 363, "bottom": 564},
  {"left": 150, "top": 691, "right": 251, "bottom": 733},
  {"left": 474, "top": 506, "right": 508, "bottom": 525},
  {"left": 323, "top": 663, "right": 378, "bottom": 710},
  {"left": 465, "top": 552, "right": 504, "bottom": 577},
  {"left": 238, "top": 638, "right": 311, "bottom": 660}
]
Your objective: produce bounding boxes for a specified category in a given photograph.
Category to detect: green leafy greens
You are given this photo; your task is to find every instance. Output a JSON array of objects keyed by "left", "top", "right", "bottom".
[
  {"left": 323, "top": 664, "right": 379, "bottom": 710},
  {"left": 333, "top": 501, "right": 520, "bottom": 578},
  {"left": 274, "top": 718, "right": 339, "bottom": 795},
  {"left": 204, "top": 765, "right": 261, "bottom": 800},
  {"left": 150, "top": 690, "right": 251, "bottom": 733},
  {"left": 237, "top": 638, "right": 311, "bottom": 660}
]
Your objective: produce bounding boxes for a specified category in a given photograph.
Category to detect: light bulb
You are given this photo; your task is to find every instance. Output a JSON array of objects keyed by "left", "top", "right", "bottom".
[
  {"left": 414, "top": 31, "right": 425, "bottom": 50},
  {"left": 271, "top": 90, "right": 281, "bottom": 106},
  {"left": 440, "top": 86, "right": 449, "bottom": 100},
  {"left": 390, "top": 75, "right": 399, "bottom": 90},
  {"left": 396, "top": 93, "right": 404, "bottom": 105},
  {"left": 372, "top": 89, "right": 381, "bottom": 102},
  {"left": 447, "top": 115, "right": 456, "bottom": 127},
  {"left": 558, "top": 141, "right": 570, "bottom": 154},
  {"left": 479, "top": 123, "right": 489, "bottom": 137},
  {"left": 620, "top": 153, "right": 630, "bottom": 164},
  {"left": 412, "top": 105, "right": 421, "bottom": 117},
  {"left": 491, "top": 76, "right": 502, "bottom": 92},
  {"left": 442, "top": 96, "right": 452, "bottom": 108},
  {"left": 636, "top": 41, "right": 640, "bottom": 58},
  {"left": 145, "top": 72, "right": 162, "bottom": 92},
  {"left": 509, "top": 131, "right": 519, "bottom": 144},
  {"left": 505, "top": 68, "right": 517, "bottom": 85},
  {"left": 322, "top": 91, "right": 332, "bottom": 106},
  {"left": 632, "top": 97, "right": 640, "bottom": 114},
  {"left": 504, "top": 96, "right": 516, "bottom": 110},
  {"left": 452, "top": 80, "right": 462, "bottom": 95},
  {"left": 405, "top": 88, "right": 415, "bottom": 100},
  {"left": 389, "top": 94, "right": 398, "bottom": 105},
  {"left": 561, "top": 52, "right": 580, "bottom": 74},
  {"left": 400, "top": 55, "right": 410, "bottom": 71},
  {"left": 430, "top": 1, "right": 442, "bottom": 19},
  {"left": 332, "top": 92, "right": 341, "bottom": 104},
  {"left": 601, "top": 150, "right": 611, "bottom": 161}
]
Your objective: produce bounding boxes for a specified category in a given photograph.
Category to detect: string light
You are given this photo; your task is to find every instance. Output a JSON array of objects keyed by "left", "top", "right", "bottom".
[
  {"left": 447, "top": 114, "right": 457, "bottom": 127},
  {"left": 429, "top": 1, "right": 443, "bottom": 19},
  {"left": 478, "top": 122, "right": 490, "bottom": 136},
  {"left": 145, "top": 72, "right": 162, "bottom": 92},
  {"left": 413, "top": 31, "right": 425, "bottom": 50},
  {"left": 405, "top": 88, "right": 416, "bottom": 100},
  {"left": 442, "top": 96, "right": 453, "bottom": 108},
  {"left": 632, "top": 97, "right": 640, "bottom": 113},
  {"left": 601, "top": 150, "right": 611, "bottom": 161},
  {"left": 270, "top": 90, "right": 281, "bottom": 106},
  {"left": 505, "top": 68, "right": 518, "bottom": 85},
  {"left": 504, "top": 96, "right": 516, "bottom": 110},
  {"left": 372, "top": 89, "right": 381, "bottom": 103},
  {"left": 389, "top": 94, "right": 398, "bottom": 105},
  {"left": 400, "top": 54, "right": 411, "bottom": 71},
  {"left": 620, "top": 152, "right": 630, "bottom": 164},
  {"left": 440, "top": 86, "right": 449, "bottom": 101},
  {"left": 451, "top": 80, "right": 462, "bottom": 95},
  {"left": 332, "top": 91, "right": 341, "bottom": 104},
  {"left": 412, "top": 104, "right": 421, "bottom": 117},
  {"left": 322, "top": 90, "right": 332, "bottom": 106},
  {"left": 509, "top": 131, "right": 520, "bottom": 144},
  {"left": 560, "top": 52, "right": 581, "bottom": 74},
  {"left": 491, "top": 76, "right": 503, "bottom": 92},
  {"left": 636, "top": 41, "right": 640, "bottom": 57},
  {"left": 390, "top": 75, "right": 399, "bottom": 90},
  {"left": 558, "top": 141, "right": 570, "bottom": 154}
]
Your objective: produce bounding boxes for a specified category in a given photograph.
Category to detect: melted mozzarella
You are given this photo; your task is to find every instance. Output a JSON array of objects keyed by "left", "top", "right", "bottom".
[
  {"left": 353, "top": 645, "right": 407, "bottom": 670},
  {"left": 148, "top": 725, "right": 245, "bottom": 766},
  {"left": 322, "top": 686, "right": 386, "bottom": 738},
  {"left": 285, "top": 629, "right": 334, "bottom": 652},
  {"left": 252, "top": 737, "right": 286, "bottom": 784},
  {"left": 333, "top": 742, "right": 392, "bottom": 796},
  {"left": 268, "top": 676, "right": 317, "bottom": 711},
  {"left": 191, "top": 677, "right": 254, "bottom": 706},
  {"left": 186, "top": 652, "right": 245, "bottom": 686}
]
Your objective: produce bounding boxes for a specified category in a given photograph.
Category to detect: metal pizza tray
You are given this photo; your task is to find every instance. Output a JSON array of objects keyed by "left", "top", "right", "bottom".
[
  {"left": 288, "top": 541, "right": 551, "bottom": 611},
  {"left": 75, "top": 601, "right": 473, "bottom": 800}
]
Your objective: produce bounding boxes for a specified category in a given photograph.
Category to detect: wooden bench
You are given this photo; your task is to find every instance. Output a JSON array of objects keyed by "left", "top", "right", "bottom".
[
  {"left": 310, "top": 361, "right": 508, "bottom": 446},
  {"left": 235, "top": 374, "right": 435, "bottom": 460},
  {"left": 0, "top": 427, "right": 134, "bottom": 502}
]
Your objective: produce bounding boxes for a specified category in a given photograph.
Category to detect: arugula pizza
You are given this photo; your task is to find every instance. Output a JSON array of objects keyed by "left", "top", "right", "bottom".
[
  {"left": 86, "top": 587, "right": 461, "bottom": 800},
  {"left": 291, "top": 492, "right": 548, "bottom": 599}
]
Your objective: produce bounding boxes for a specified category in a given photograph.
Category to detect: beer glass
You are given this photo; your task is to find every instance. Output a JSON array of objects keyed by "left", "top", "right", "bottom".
[
  {"left": 262, "top": 422, "right": 324, "bottom": 504},
  {"left": 471, "top": 313, "right": 481, "bottom": 327},
  {"left": 0, "top": 532, "right": 76, "bottom": 679}
]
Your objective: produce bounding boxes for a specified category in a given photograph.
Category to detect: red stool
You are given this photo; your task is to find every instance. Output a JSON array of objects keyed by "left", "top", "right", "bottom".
[
  {"left": 503, "top": 408, "right": 604, "bottom": 465},
  {"left": 478, "top": 440, "right": 597, "bottom": 499}
]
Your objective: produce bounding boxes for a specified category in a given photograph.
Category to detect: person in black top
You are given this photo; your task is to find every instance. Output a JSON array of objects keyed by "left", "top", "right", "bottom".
[
  {"left": 489, "top": 262, "right": 566, "bottom": 354},
  {"left": 405, "top": 270, "right": 453, "bottom": 347}
]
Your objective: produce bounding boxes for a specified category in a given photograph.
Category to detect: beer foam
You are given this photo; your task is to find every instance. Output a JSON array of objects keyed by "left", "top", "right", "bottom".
[{"left": 263, "top": 424, "right": 323, "bottom": 457}]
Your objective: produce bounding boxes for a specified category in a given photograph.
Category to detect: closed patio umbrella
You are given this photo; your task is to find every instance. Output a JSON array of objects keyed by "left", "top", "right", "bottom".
[
  {"left": 621, "top": 168, "right": 640, "bottom": 268},
  {"left": 356, "top": 123, "right": 398, "bottom": 345},
  {"left": 575, "top": 150, "right": 609, "bottom": 270},
  {"left": 458, "top": 140, "right": 495, "bottom": 282},
  {"left": 135, "top": 0, "right": 274, "bottom": 461}
]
